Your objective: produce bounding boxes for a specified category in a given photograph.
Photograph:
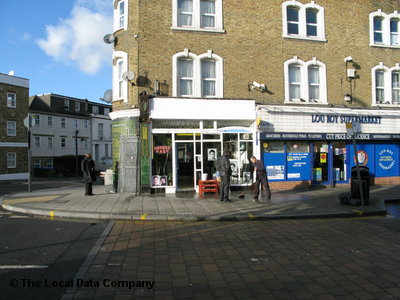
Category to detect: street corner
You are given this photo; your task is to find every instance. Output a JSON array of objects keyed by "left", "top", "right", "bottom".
[{"left": 2, "top": 195, "right": 61, "bottom": 206}]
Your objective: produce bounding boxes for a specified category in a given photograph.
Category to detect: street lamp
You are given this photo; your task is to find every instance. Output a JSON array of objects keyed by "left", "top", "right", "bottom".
[{"left": 75, "top": 130, "right": 79, "bottom": 177}]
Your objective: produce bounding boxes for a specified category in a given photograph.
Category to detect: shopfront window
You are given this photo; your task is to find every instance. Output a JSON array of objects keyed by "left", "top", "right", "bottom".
[
  {"left": 332, "top": 141, "right": 347, "bottom": 181},
  {"left": 313, "top": 141, "right": 329, "bottom": 182},
  {"left": 203, "top": 142, "right": 221, "bottom": 180},
  {"left": 152, "top": 134, "right": 173, "bottom": 187},
  {"left": 287, "top": 141, "right": 309, "bottom": 153},
  {"left": 263, "top": 141, "right": 285, "bottom": 153}
]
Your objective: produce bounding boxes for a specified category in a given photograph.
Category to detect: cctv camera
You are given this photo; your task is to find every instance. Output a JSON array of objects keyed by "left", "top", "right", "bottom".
[{"left": 344, "top": 56, "right": 353, "bottom": 62}]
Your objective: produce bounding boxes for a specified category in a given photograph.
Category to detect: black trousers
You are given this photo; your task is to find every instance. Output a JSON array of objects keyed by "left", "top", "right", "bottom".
[
  {"left": 85, "top": 179, "right": 93, "bottom": 195},
  {"left": 254, "top": 173, "right": 271, "bottom": 199},
  {"left": 220, "top": 175, "right": 230, "bottom": 201}
]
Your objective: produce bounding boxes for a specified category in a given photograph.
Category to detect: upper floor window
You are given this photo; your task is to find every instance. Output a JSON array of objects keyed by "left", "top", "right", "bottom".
[
  {"left": 282, "top": 1, "right": 326, "bottom": 41},
  {"left": 98, "top": 123, "right": 104, "bottom": 137},
  {"left": 83, "top": 120, "right": 89, "bottom": 129},
  {"left": 173, "top": 0, "right": 223, "bottom": 32},
  {"left": 104, "top": 108, "right": 110, "bottom": 115},
  {"left": 284, "top": 56, "right": 327, "bottom": 104},
  {"left": 73, "top": 119, "right": 78, "bottom": 129},
  {"left": 75, "top": 101, "right": 80, "bottom": 112},
  {"left": 173, "top": 49, "right": 223, "bottom": 98},
  {"left": 34, "top": 136, "right": 40, "bottom": 148},
  {"left": 7, "top": 152, "right": 16, "bottom": 169},
  {"left": 34, "top": 114, "right": 40, "bottom": 125},
  {"left": 47, "top": 137, "right": 54, "bottom": 148},
  {"left": 64, "top": 99, "right": 70, "bottom": 110},
  {"left": 114, "top": 0, "right": 128, "bottom": 31},
  {"left": 47, "top": 116, "right": 53, "bottom": 126},
  {"left": 372, "top": 63, "right": 400, "bottom": 105},
  {"left": 61, "top": 137, "right": 66, "bottom": 148},
  {"left": 370, "top": 10, "right": 400, "bottom": 47},
  {"left": 112, "top": 51, "right": 128, "bottom": 102},
  {"left": 61, "top": 117, "right": 66, "bottom": 128},
  {"left": 7, "top": 121, "right": 16, "bottom": 136},
  {"left": 7, "top": 93, "right": 16, "bottom": 108},
  {"left": 92, "top": 106, "right": 99, "bottom": 115}
]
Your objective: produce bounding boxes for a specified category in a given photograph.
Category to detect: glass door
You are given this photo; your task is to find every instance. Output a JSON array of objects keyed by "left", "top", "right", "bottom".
[
  {"left": 332, "top": 141, "right": 347, "bottom": 182},
  {"left": 313, "top": 141, "right": 329, "bottom": 183},
  {"left": 176, "top": 141, "right": 195, "bottom": 189}
]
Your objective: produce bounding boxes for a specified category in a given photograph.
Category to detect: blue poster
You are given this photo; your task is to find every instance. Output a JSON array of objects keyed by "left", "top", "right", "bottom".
[
  {"left": 287, "top": 152, "right": 311, "bottom": 181},
  {"left": 375, "top": 144, "right": 398, "bottom": 177},
  {"left": 263, "top": 153, "right": 286, "bottom": 181}
]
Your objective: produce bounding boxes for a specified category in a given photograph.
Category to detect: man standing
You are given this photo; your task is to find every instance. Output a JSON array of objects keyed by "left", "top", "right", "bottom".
[
  {"left": 81, "top": 153, "right": 96, "bottom": 196},
  {"left": 217, "top": 150, "right": 232, "bottom": 202},
  {"left": 250, "top": 156, "right": 271, "bottom": 201}
]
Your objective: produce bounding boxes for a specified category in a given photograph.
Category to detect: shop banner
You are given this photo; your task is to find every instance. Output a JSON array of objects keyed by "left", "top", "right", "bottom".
[{"left": 260, "top": 132, "right": 400, "bottom": 141}]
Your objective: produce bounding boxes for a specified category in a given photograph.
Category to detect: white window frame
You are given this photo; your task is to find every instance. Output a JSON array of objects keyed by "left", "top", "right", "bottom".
[
  {"left": 282, "top": 1, "right": 326, "bottom": 41},
  {"left": 83, "top": 120, "right": 89, "bottom": 129},
  {"left": 98, "top": 123, "right": 104, "bottom": 138},
  {"left": 64, "top": 99, "right": 70, "bottom": 110},
  {"left": 73, "top": 119, "right": 78, "bottom": 129},
  {"left": 34, "top": 159, "right": 41, "bottom": 168},
  {"left": 61, "top": 117, "right": 66, "bottom": 128},
  {"left": 75, "top": 101, "right": 80, "bottom": 112},
  {"left": 7, "top": 121, "right": 16, "bottom": 136},
  {"left": 61, "top": 137, "right": 66, "bottom": 148},
  {"left": 173, "top": 49, "right": 223, "bottom": 98},
  {"left": 46, "top": 159, "right": 53, "bottom": 169},
  {"left": 369, "top": 10, "right": 400, "bottom": 48},
  {"left": 47, "top": 137, "right": 54, "bottom": 148},
  {"left": 7, "top": 152, "right": 16, "bottom": 169},
  {"left": 47, "top": 116, "right": 53, "bottom": 126},
  {"left": 82, "top": 138, "right": 88, "bottom": 149},
  {"left": 7, "top": 92, "right": 16, "bottom": 108},
  {"left": 34, "top": 114, "right": 40, "bottom": 125},
  {"left": 113, "top": 0, "right": 128, "bottom": 31},
  {"left": 372, "top": 62, "right": 400, "bottom": 105},
  {"left": 92, "top": 106, "right": 99, "bottom": 115},
  {"left": 34, "top": 136, "right": 40, "bottom": 148},
  {"left": 172, "top": 0, "right": 224, "bottom": 33},
  {"left": 112, "top": 51, "right": 128, "bottom": 102},
  {"left": 284, "top": 56, "right": 327, "bottom": 104}
]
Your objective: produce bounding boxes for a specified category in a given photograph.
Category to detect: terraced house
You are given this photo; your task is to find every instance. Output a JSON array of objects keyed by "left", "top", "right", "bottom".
[
  {"left": 108, "top": 0, "right": 400, "bottom": 194},
  {"left": 0, "top": 72, "right": 29, "bottom": 181}
]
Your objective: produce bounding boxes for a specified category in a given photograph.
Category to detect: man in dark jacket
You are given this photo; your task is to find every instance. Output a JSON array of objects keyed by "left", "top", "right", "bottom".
[
  {"left": 250, "top": 156, "right": 271, "bottom": 201},
  {"left": 217, "top": 150, "right": 232, "bottom": 202},
  {"left": 81, "top": 153, "right": 96, "bottom": 196}
]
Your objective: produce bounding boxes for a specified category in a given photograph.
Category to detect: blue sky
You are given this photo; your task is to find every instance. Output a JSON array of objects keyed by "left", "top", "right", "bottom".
[{"left": 0, "top": 0, "right": 113, "bottom": 103}]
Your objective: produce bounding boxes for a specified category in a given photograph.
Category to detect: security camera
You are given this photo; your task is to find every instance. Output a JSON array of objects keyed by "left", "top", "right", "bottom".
[{"left": 251, "top": 81, "right": 266, "bottom": 91}]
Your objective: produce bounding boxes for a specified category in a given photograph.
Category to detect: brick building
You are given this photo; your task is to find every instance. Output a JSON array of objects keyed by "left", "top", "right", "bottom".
[
  {"left": 0, "top": 73, "right": 29, "bottom": 180},
  {"left": 109, "top": 0, "right": 400, "bottom": 193}
]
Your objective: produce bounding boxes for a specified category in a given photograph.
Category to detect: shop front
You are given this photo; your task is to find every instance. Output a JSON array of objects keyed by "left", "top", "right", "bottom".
[
  {"left": 149, "top": 98, "right": 256, "bottom": 193},
  {"left": 257, "top": 105, "right": 400, "bottom": 188}
]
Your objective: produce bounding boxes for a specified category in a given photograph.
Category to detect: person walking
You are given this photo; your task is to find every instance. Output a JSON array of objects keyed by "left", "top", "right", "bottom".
[
  {"left": 250, "top": 156, "right": 271, "bottom": 201},
  {"left": 217, "top": 150, "right": 232, "bottom": 202},
  {"left": 81, "top": 153, "right": 96, "bottom": 196}
]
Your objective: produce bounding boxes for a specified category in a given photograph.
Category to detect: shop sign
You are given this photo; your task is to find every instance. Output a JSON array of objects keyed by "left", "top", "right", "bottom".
[
  {"left": 267, "top": 165, "right": 285, "bottom": 180},
  {"left": 260, "top": 132, "right": 400, "bottom": 141},
  {"left": 311, "top": 114, "right": 382, "bottom": 124},
  {"left": 287, "top": 153, "right": 310, "bottom": 180},
  {"left": 154, "top": 146, "right": 171, "bottom": 154},
  {"left": 378, "top": 149, "right": 395, "bottom": 170}
]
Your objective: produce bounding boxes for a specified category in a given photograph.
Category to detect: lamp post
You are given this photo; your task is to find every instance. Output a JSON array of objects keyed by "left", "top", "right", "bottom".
[{"left": 75, "top": 130, "right": 79, "bottom": 177}]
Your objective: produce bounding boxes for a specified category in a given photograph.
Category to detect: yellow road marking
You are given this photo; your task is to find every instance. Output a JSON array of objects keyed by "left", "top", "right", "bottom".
[
  {"left": 4, "top": 195, "right": 59, "bottom": 205},
  {"left": 352, "top": 210, "right": 364, "bottom": 216},
  {"left": 140, "top": 213, "right": 148, "bottom": 220},
  {"left": 248, "top": 213, "right": 255, "bottom": 219}
]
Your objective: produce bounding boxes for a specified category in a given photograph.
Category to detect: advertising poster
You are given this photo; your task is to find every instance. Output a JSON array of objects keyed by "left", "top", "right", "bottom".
[{"left": 287, "top": 153, "right": 311, "bottom": 180}]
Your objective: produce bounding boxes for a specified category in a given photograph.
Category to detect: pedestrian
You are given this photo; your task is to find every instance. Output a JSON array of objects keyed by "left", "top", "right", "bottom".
[
  {"left": 250, "top": 156, "right": 271, "bottom": 201},
  {"left": 217, "top": 150, "right": 232, "bottom": 202},
  {"left": 81, "top": 153, "right": 96, "bottom": 196}
]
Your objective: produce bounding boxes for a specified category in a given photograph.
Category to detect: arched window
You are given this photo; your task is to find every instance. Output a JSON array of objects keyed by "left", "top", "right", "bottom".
[
  {"left": 282, "top": 1, "right": 325, "bottom": 41},
  {"left": 284, "top": 57, "right": 327, "bottom": 103},
  {"left": 372, "top": 63, "right": 400, "bottom": 105},
  {"left": 369, "top": 10, "right": 400, "bottom": 47},
  {"left": 173, "top": 50, "right": 223, "bottom": 97}
]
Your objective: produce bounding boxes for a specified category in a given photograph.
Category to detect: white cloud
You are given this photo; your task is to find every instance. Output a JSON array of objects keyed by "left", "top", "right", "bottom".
[{"left": 36, "top": 0, "right": 112, "bottom": 75}]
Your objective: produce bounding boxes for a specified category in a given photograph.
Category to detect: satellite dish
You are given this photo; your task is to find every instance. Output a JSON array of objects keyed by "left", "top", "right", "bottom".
[
  {"left": 122, "top": 71, "right": 135, "bottom": 82},
  {"left": 103, "top": 89, "right": 113, "bottom": 103},
  {"left": 8, "top": 70, "right": 15, "bottom": 76},
  {"left": 103, "top": 34, "right": 116, "bottom": 44}
]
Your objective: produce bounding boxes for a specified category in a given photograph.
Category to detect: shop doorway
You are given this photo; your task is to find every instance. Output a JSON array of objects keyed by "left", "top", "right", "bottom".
[
  {"left": 313, "top": 141, "right": 329, "bottom": 183},
  {"left": 176, "top": 142, "right": 195, "bottom": 190},
  {"left": 332, "top": 141, "right": 347, "bottom": 182}
]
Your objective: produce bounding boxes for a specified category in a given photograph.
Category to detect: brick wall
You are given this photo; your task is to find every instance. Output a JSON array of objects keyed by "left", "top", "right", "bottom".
[{"left": 113, "top": 0, "right": 400, "bottom": 109}]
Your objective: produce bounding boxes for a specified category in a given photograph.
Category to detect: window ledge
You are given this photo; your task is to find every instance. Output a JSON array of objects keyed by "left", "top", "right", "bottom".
[
  {"left": 372, "top": 103, "right": 400, "bottom": 107},
  {"left": 369, "top": 44, "right": 400, "bottom": 49},
  {"left": 171, "top": 26, "right": 225, "bottom": 34},
  {"left": 284, "top": 100, "right": 328, "bottom": 105},
  {"left": 283, "top": 34, "right": 327, "bottom": 42}
]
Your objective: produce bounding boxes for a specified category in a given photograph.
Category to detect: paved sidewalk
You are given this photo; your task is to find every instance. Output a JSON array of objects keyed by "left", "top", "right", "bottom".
[{"left": 1, "top": 182, "right": 398, "bottom": 220}]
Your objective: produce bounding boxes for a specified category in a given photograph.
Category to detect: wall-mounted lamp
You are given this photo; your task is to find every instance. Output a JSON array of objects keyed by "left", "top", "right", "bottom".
[{"left": 344, "top": 93, "right": 352, "bottom": 104}]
